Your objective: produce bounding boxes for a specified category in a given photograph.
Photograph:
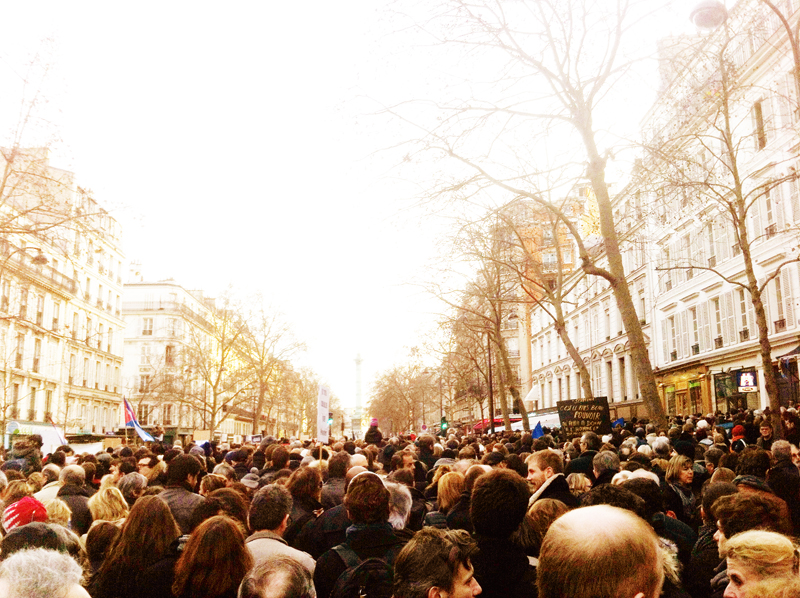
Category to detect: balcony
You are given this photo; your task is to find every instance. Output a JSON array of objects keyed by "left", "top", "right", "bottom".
[
  {"left": 27, "top": 410, "right": 35, "bottom": 422},
  {"left": 732, "top": 243, "right": 741, "bottom": 256},
  {"left": 708, "top": 255, "right": 717, "bottom": 267},
  {"left": 739, "top": 328, "right": 750, "bottom": 342},
  {"left": 715, "top": 336, "right": 724, "bottom": 349},
  {"left": 686, "top": 268, "right": 693, "bottom": 280},
  {"left": 692, "top": 343, "right": 700, "bottom": 355},
  {"left": 670, "top": 350, "right": 677, "bottom": 361},
  {"left": 775, "top": 319, "right": 787, "bottom": 332},
  {"left": 765, "top": 224, "right": 777, "bottom": 239},
  {"left": 0, "top": 241, "right": 76, "bottom": 296}
]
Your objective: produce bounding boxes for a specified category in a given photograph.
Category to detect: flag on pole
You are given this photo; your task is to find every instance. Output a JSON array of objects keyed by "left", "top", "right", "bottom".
[
  {"left": 123, "top": 398, "right": 155, "bottom": 442},
  {"left": 532, "top": 421, "right": 544, "bottom": 439},
  {"left": 45, "top": 414, "right": 67, "bottom": 446},
  {"left": 612, "top": 417, "right": 625, "bottom": 428}
]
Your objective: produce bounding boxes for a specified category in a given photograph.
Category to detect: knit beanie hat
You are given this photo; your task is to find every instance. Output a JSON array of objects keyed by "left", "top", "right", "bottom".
[
  {"left": 2, "top": 496, "right": 48, "bottom": 532},
  {"left": 370, "top": 418, "right": 379, "bottom": 427}
]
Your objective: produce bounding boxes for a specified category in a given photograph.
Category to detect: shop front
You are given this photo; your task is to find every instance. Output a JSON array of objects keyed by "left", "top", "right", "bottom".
[{"left": 655, "top": 362, "right": 711, "bottom": 417}]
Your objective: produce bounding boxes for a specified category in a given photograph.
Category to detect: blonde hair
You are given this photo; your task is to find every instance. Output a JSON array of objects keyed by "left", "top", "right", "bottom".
[
  {"left": 742, "top": 577, "right": 800, "bottom": 598},
  {"left": 99, "top": 474, "right": 117, "bottom": 491},
  {"left": 88, "top": 487, "right": 129, "bottom": 522},
  {"left": 43, "top": 498, "right": 72, "bottom": 527},
  {"left": 436, "top": 472, "right": 465, "bottom": 514},
  {"left": 724, "top": 530, "right": 798, "bottom": 579},
  {"left": 566, "top": 473, "right": 591, "bottom": 497}
]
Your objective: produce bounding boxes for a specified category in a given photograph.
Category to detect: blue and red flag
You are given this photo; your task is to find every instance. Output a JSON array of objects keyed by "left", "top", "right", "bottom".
[{"left": 123, "top": 397, "right": 155, "bottom": 442}]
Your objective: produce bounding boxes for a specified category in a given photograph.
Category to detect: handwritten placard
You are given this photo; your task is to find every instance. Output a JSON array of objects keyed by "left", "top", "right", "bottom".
[{"left": 557, "top": 397, "right": 612, "bottom": 439}]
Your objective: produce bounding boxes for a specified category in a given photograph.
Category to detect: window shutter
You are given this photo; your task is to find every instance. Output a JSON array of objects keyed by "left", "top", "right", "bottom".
[
  {"left": 790, "top": 170, "right": 800, "bottom": 223},
  {"left": 724, "top": 291, "right": 736, "bottom": 345},
  {"left": 680, "top": 311, "right": 689, "bottom": 358},
  {"left": 751, "top": 196, "right": 762, "bottom": 241},
  {"left": 700, "top": 301, "right": 711, "bottom": 351},
  {"left": 783, "top": 267, "right": 795, "bottom": 329},
  {"left": 774, "top": 181, "right": 787, "bottom": 230},
  {"left": 662, "top": 320, "right": 670, "bottom": 363}
]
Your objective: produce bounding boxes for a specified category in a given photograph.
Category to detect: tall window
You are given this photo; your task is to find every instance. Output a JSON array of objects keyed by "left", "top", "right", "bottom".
[
  {"left": 33, "top": 338, "right": 41, "bottom": 373},
  {"left": 713, "top": 298, "right": 723, "bottom": 339},
  {"left": 83, "top": 358, "right": 89, "bottom": 387},
  {"left": 738, "top": 289, "right": 748, "bottom": 330},
  {"left": 35, "top": 295, "right": 44, "bottom": 326},
  {"left": 18, "top": 287, "right": 27, "bottom": 319},
  {"left": 52, "top": 302, "right": 60, "bottom": 330},
  {"left": 107, "top": 328, "right": 113, "bottom": 353},
  {"left": 15, "top": 334, "right": 24, "bottom": 369},
  {"left": 86, "top": 317, "right": 92, "bottom": 344},
  {"left": 690, "top": 307, "right": 699, "bottom": 347},
  {"left": 141, "top": 344, "right": 151, "bottom": 365},
  {"left": 28, "top": 387, "right": 36, "bottom": 420},
  {"left": 142, "top": 318, "right": 153, "bottom": 336},
  {"left": 72, "top": 312, "right": 78, "bottom": 340},
  {"left": 0, "top": 280, "right": 9, "bottom": 312}
]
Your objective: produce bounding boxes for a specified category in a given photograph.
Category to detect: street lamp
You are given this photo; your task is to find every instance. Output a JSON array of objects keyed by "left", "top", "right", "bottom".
[{"left": 690, "top": 0, "right": 728, "bottom": 29}]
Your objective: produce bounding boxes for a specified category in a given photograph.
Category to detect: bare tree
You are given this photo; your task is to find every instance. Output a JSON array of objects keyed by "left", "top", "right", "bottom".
[
  {"left": 639, "top": 14, "right": 800, "bottom": 432},
  {"left": 389, "top": 0, "right": 669, "bottom": 426}
]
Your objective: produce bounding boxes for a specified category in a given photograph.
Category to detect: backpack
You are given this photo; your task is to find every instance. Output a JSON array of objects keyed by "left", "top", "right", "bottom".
[{"left": 329, "top": 543, "right": 400, "bottom": 598}]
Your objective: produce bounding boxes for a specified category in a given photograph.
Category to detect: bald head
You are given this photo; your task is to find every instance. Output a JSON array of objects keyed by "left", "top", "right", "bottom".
[{"left": 538, "top": 505, "right": 663, "bottom": 598}]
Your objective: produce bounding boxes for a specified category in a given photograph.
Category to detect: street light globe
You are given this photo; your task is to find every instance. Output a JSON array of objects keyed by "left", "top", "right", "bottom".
[{"left": 690, "top": 0, "right": 728, "bottom": 29}]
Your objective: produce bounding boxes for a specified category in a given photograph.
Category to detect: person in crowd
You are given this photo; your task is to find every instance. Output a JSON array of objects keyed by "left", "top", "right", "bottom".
[
  {"left": 88, "top": 495, "right": 182, "bottom": 598},
  {"left": 765, "top": 440, "right": 800, "bottom": 535},
  {"left": 246, "top": 484, "right": 316, "bottom": 574},
  {"left": 469, "top": 468, "right": 536, "bottom": 598},
  {"left": 538, "top": 504, "right": 664, "bottom": 598},
  {"left": 0, "top": 547, "right": 90, "bottom": 598},
  {"left": 87, "top": 487, "right": 128, "bottom": 528},
  {"left": 237, "top": 554, "right": 317, "bottom": 598},
  {"left": 384, "top": 481, "right": 413, "bottom": 540},
  {"left": 284, "top": 466, "right": 324, "bottom": 547},
  {"left": 53, "top": 465, "right": 93, "bottom": 536},
  {"left": 592, "top": 451, "right": 621, "bottom": 486},
  {"left": 664, "top": 454, "right": 696, "bottom": 529},
  {"left": 34, "top": 464, "right": 62, "bottom": 502},
  {"left": 364, "top": 418, "right": 383, "bottom": 445},
  {"left": 158, "top": 453, "right": 205, "bottom": 534},
  {"left": 44, "top": 497, "right": 72, "bottom": 528},
  {"left": 423, "top": 471, "right": 464, "bottom": 529},
  {"left": 417, "top": 434, "right": 438, "bottom": 471},
  {"left": 321, "top": 451, "right": 350, "bottom": 510},
  {"left": 756, "top": 421, "right": 775, "bottom": 451},
  {"left": 566, "top": 473, "right": 591, "bottom": 497},
  {"left": 85, "top": 521, "right": 121, "bottom": 576},
  {"left": 393, "top": 527, "right": 481, "bottom": 598},
  {"left": 511, "top": 498, "right": 569, "bottom": 564},
  {"left": 446, "top": 465, "right": 490, "bottom": 533},
  {"left": 721, "top": 530, "right": 798, "bottom": 598},
  {"left": 565, "top": 432, "right": 601, "bottom": 479},
  {"left": 527, "top": 450, "right": 578, "bottom": 508},
  {"left": 117, "top": 472, "right": 147, "bottom": 509},
  {"left": 172, "top": 515, "right": 253, "bottom": 598},
  {"left": 189, "top": 487, "right": 250, "bottom": 533},
  {"left": 294, "top": 466, "right": 367, "bottom": 560},
  {"left": 200, "top": 473, "right": 229, "bottom": 496},
  {"left": 314, "top": 472, "right": 406, "bottom": 598}
]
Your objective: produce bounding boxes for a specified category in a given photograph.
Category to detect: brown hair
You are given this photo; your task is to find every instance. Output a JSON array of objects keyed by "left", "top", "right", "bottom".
[
  {"left": 665, "top": 455, "right": 692, "bottom": 484},
  {"left": 286, "top": 466, "right": 322, "bottom": 503},
  {"left": 91, "top": 495, "right": 181, "bottom": 594},
  {"left": 171, "top": 515, "right": 253, "bottom": 598},
  {"left": 344, "top": 473, "right": 390, "bottom": 524},
  {"left": 527, "top": 450, "right": 564, "bottom": 475}
]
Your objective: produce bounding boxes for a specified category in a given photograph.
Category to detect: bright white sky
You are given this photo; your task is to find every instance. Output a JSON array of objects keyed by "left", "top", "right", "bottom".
[{"left": 0, "top": 1, "right": 699, "bottom": 412}]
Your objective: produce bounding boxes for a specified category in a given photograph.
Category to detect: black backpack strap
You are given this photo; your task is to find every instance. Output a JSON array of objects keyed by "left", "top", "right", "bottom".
[{"left": 333, "top": 544, "right": 363, "bottom": 569}]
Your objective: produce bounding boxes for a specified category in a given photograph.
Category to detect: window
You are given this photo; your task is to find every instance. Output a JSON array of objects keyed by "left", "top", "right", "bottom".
[
  {"left": 707, "top": 223, "right": 716, "bottom": 266},
  {"left": 97, "top": 323, "right": 104, "bottom": 349},
  {"left": 33, "top": 338, "right": 41, "bottom": 373},
  {"left": 753, "top": 99, "right": 769, "bottom": 150},
  {"left": 52, "top": 302, "right": 60, "bottom": 330},
  {"left": 95, "top": 361, "right": 101, "bottom": 389},
  {"left": 72, "top": 312, "right": 78, "bottom": 340},
  {"left": 165, "top": 345, "right": 175, "bottom": 366},
  {"left": 105, "top": 364, "right": 110, "bottom": 391},
  {"left": 738, "top": 289, "right": 749, "bottom": 330},
  {"left": 28, "top": 387, "right": 36, "bottom": 420},
  {"left": 35, "top": 295, "right": 44, "bottom": 326},
  {"left": 18, "top": 287, "right": 28, "bottom": 319},
  {"left": 1, "top": 280, "right": 9, "bottom": 312},
  {"left": 142, "top": 318, "right": 153, "bottom": 336},
  {"left": 45, "top": 390, "right": 52, "bottom": 417},
  {"left": 85, "top": 277, "right": 91, "bottom": 301},
  {"left": 713, "top": 298, "right": 723, "bottom": 343},
  {"left": 86, "top": 317, "right": 93, "bottom": 344},
  {"left": 141, "top": 344, "right": 151, "bottom": 365},
  {"left": 107, "top": 328, "right": 113, "bottom": 353},
  {"left": 690, "top": 307, "right": 699, "bottom": 350},
  {"left": 69, "top": 354, "right": 76, "bottom": 385},
  {"left": 83, "top": 358, "right": 89, "bottom": 387},
  {"left": 163, "top": 404, "right": 173, "bottom": 425},
  {"left": 15, "top": 334, "right": 24, "bottom": 369},
  {"left": 167, "top": 318, "right": 176, "bottom": 336}
]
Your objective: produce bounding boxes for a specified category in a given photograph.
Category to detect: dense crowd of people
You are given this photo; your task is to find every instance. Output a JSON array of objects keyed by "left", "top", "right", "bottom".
[{"left": 0, "top": 409, "right": 800, "bottom": 598}]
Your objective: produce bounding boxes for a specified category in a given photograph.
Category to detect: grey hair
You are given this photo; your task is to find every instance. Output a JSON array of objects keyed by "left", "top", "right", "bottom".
[
  {"left": 773, "top": 440, "right": 792, "bottom": 461},
  {"left": 41, "top": 464, "right": 61, "bottom": 484},
  {"left": 651, "top": 437, "right": 671, "bottom": 458},
  {"left": 117, "top": 472, "right": 147, "bottom": 501},
  {"left": 238, "top": 554, "right": 315, "bottom": 598},
  {"left": 58, "top": 465, "right": 85, "bottom": 486},
  {"left": 212, "top": 462, "right": 237, "bottom": 481},
  {"left": 384, "top": 481, "right": 412, "bottom": 531},
  {"left": 592, "top": 450, "right": 620, "bottom": 474},
  {"left": 0, "top": 548, "right": 83, "bottom": 597}
]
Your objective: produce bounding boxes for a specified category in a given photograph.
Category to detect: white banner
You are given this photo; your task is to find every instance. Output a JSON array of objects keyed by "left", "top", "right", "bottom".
[{"left": 317, "top": 384, "right": 331, "bottom": 444}]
